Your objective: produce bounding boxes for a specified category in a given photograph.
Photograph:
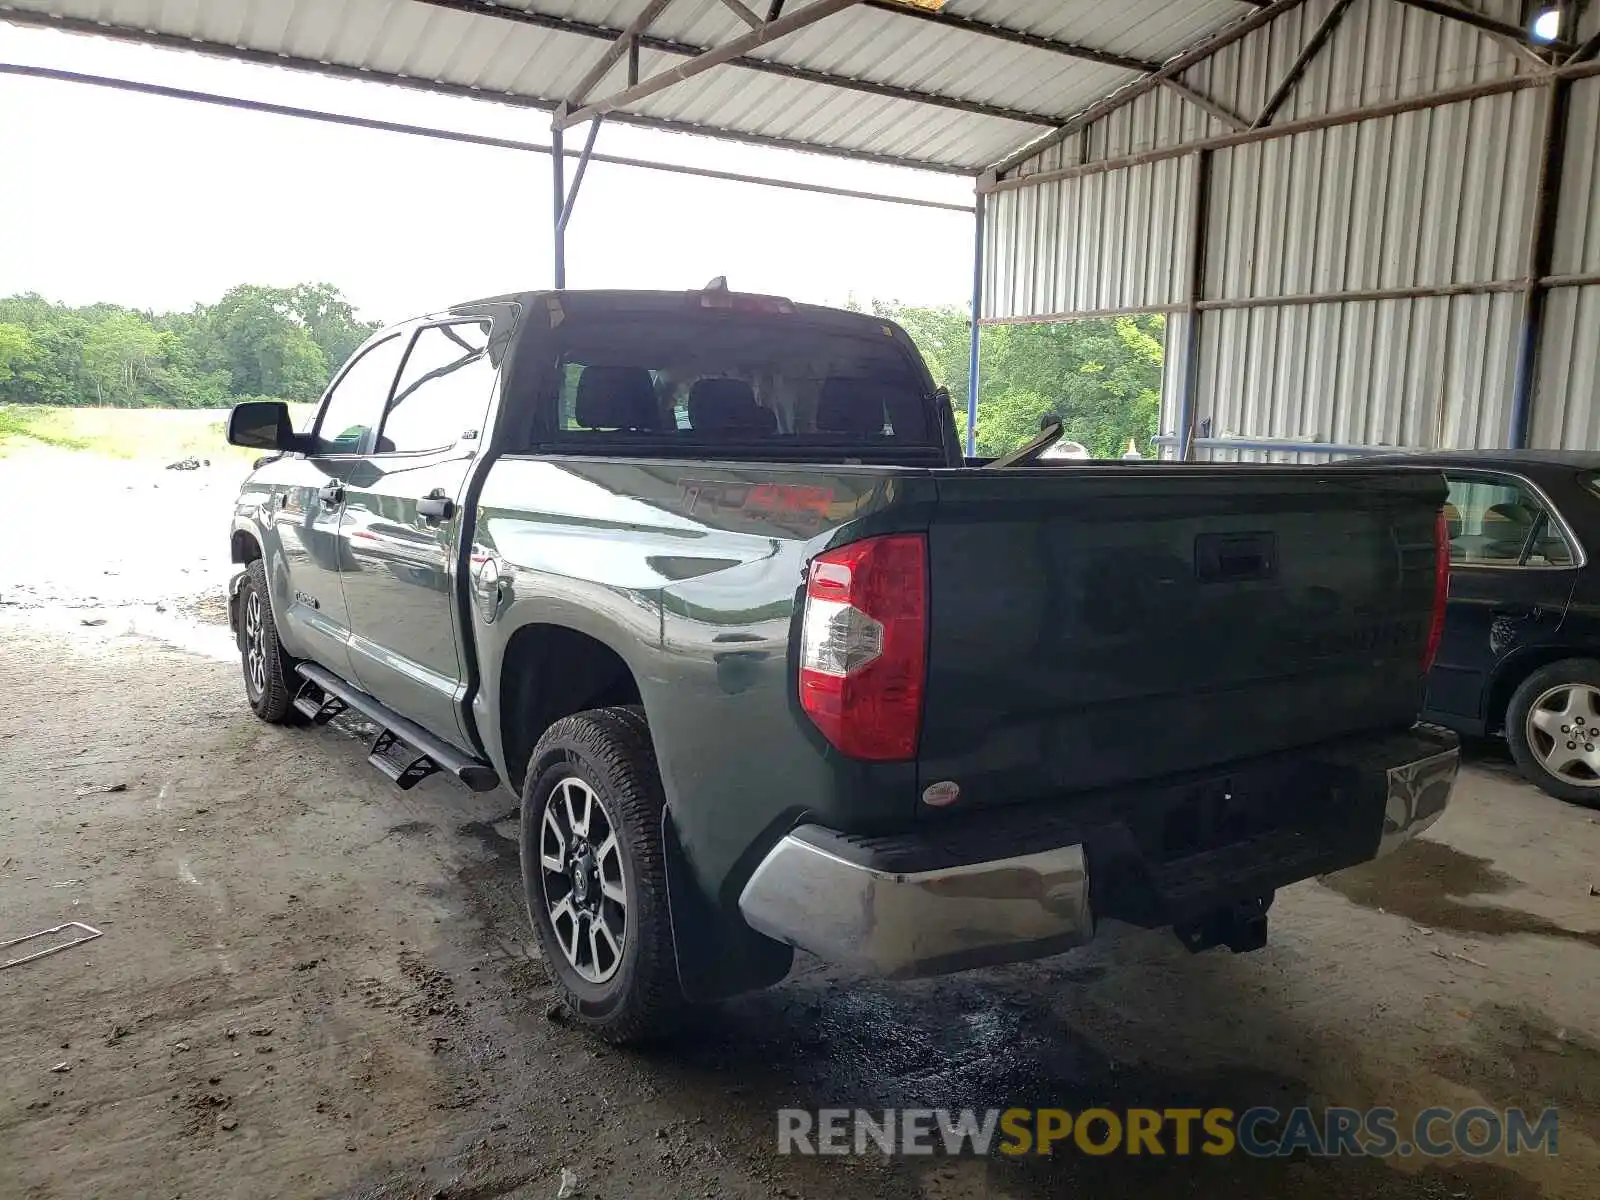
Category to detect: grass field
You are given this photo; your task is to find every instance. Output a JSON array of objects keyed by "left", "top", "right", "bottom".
[{"left": 0, "top": 404, "right": 317, "bottom": 461}]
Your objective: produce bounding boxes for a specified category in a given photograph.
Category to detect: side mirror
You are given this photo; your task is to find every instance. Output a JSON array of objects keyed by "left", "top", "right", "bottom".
[{"left": 227, "top": 401, "right": 304, "bottom": 453}]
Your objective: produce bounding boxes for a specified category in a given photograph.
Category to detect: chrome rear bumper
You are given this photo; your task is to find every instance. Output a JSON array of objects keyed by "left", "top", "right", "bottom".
[
  {"left": 737, "top": 731, "right": 1458, "bottom": 979},
  {"left": 738, "top": 834, "right": 1093, "bottom": 979}
]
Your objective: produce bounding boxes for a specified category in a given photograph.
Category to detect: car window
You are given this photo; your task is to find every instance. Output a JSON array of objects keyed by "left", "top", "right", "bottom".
[
  {"left": 312, "top": 334, "right": 406, "bottom": 455},
  {"left": 377, "top": 321, "right": 495, "bottom": 454},
  {"left": 1444, "top": 476, "right": 1573, "bottom": 567}
]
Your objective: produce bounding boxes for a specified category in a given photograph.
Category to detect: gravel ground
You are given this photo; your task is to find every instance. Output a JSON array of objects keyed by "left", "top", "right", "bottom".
[{"left": 1, "top": 449, "right": 1597, "bottom": 1200}]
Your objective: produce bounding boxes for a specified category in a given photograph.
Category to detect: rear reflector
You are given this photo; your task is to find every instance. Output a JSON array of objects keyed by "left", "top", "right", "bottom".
[
  {"left": 798, "top": 534, "right": 927, "bottom": 761},
  {"left": 1423, "top": 508, "right": 1450, "bottom": 672}
]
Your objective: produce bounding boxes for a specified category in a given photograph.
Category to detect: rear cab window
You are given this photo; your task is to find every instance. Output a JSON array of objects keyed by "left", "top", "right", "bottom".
[{"left": 541, "top": 303, "right": 947, "bottom": 464}]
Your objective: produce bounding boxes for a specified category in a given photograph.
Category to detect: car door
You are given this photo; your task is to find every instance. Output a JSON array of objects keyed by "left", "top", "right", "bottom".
[
  {"left": 338, "top": 317, "right": 500, "bottom": 746},
  {"left": 1424, "top": 471, "right": 1581, "bottom": 730},
  {"left": 272, "top": 332, "right": 409, "bottom": 681}
]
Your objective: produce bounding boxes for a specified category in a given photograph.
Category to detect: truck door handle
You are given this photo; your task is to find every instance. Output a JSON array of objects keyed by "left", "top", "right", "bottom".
[
  {"left": 318, "top": 484, "right": 344, "bottom": 508},
  {"left": 418, "top": 490, "right": 455, "bottom": 522}
]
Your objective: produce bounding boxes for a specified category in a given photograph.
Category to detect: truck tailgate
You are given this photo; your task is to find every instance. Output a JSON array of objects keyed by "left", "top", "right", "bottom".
[{"left": 919, "top": 465, "right": 1446, "bottom": 809}]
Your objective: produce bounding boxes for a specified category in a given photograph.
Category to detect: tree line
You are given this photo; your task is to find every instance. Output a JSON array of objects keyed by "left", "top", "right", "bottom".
[
  {"left": 0, "top": 283, "right": 379, "bottom": 409},
  {"left": 866, "top": 300, "right": 1164, "bottom": 460},
  {"left": 0, "top": 284, "right": 1163, "bottom": 459}
]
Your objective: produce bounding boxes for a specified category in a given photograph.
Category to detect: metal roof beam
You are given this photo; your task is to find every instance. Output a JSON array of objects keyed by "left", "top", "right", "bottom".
[
  {"left": 1573, "top": 25, "right": 1600, "bottom": 63},
  {"left": 560, "top": 0, "right": 865, "bottom": 129},
  {"left": 1158, "top": 77, "right": 1250, "bottom": 130},
  {"left": 567, "top": 0, "right": 677, "bottom": 106},
  {"left": 0, "top": 9, "right": 975, "bottom": 173},
  {"left": 716, "top": 0, "right": 767, "bottom": 30},
  {"left": 856, "top": 1, "right": 1163, "bottom": 73},
  {"left": 414, "top": 0, "right": 1061, "bottom": 128},
  {"left": 0, "top": 62, "right": 978, "bottom": 207},
  {"left": 1252, "top": 0, "right": 1355, "bottom": 127},
  {"left": 985, "top": 54, "right": 1600, "bottom": 193},
  {"left": 1391, "top": 0, "right": 1574, "bottom": 53},
  {"left": 992, "top": 0, "right": 1307, "bottom": 173}
]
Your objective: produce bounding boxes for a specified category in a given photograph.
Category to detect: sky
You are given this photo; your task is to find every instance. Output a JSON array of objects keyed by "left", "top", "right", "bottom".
[{"left": 0, "top": 23, "right": 977, "bottom": 327}]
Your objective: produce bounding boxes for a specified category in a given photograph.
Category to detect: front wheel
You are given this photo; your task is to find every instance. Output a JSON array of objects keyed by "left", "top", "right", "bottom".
[
  {"left": 237, "top": 558, "right": 298, "bottom": 724},
  {"left": 1506, "top": 658, "right": 1600, "bottom": 808},
  {"left": 520, "top": 707, "right": 681, "bottom": 1043}
]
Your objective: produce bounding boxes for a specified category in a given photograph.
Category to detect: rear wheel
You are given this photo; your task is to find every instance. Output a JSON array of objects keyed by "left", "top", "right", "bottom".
[
  {"left": 520, "top": 707, "right": 680, "bottom": 1043},
  {"left": 1506, "top": 658, "right": 1600, "bottom": 808},
  {"left": 238, "top": 558, "right": 298, "bottom": 724}
]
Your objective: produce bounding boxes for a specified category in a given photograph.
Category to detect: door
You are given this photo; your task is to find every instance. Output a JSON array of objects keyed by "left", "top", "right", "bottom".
[
  {"left": 272, "top": 333, "right": 408, "bottom": 679},
  {"left": 1424, "top": 472, "right": 1580, "bottom": 728},
  {"left": 339, "top": 318, "right": 499, "bottom": 746}
]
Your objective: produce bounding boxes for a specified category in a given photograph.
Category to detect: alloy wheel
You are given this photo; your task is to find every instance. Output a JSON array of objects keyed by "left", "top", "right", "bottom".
[
  {"left": 1526, "top": 682, "right": 1600, "bottom": 788},
  {"left": 538, "top": 775, "right": 628, "bottom": 983},
  {"left": 244, "top": 590, "right": 267, "bottom": 699}
]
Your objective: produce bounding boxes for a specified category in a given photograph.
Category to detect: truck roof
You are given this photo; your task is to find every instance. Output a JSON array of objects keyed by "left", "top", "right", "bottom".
[{"left": 437, "top": 288, "right": 893, "bottom": 333}]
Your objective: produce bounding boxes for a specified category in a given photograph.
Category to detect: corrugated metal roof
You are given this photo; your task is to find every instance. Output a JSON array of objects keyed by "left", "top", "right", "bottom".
[{"left": 0, "top": 0, "right": 1265, "bottom": 171}]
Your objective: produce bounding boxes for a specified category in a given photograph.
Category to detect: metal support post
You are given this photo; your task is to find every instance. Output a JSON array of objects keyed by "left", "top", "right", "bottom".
[
  {"left": 551, "top": 120, "right": 566, "bottom": 289},
  {"left": 1176, "top": 150, "right": 1214, "bottom": 461},
  {"left": 965, "top": 191, "right": 986, "bottom": 458},
  {"left": 1508, "top": 75, "right": 1570, "bottom": 448}
]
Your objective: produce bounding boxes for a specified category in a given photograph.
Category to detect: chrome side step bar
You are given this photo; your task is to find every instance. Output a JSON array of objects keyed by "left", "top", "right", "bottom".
[{"left": 294, "top": 662, "right": 500, "bottom": 793}]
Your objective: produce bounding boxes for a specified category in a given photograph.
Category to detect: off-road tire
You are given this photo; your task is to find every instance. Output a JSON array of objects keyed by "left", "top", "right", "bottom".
[
  {"left": 1505, "top": 657, "right": 1600, "bottom": 808},
  {"left": 520, "top": 706, "right": 681, "bottom": 1043},
  {"left": 238, "top": 558, "right": 298, "bottom": 724}
]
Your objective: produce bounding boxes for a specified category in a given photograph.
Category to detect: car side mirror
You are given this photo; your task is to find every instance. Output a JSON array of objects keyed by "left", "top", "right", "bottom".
[{"left": 227, "top": 401, "right": 305, "bottom": 453}]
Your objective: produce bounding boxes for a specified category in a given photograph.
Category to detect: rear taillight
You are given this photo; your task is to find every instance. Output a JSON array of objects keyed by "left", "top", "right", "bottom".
[
  {"left": 798, "top": 534, "right": 927, "bottom": 760},
  {"left": 1423, "top": 508, "right": 1450, "bottom": 672}
]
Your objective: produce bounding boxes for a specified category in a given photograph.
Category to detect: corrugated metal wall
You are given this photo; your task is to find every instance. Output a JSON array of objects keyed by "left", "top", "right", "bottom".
[{"left": 982, "top": 0, "right": 1600, "bottom": 460}]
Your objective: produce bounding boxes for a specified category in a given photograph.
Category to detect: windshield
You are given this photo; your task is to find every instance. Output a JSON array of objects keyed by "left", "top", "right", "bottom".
[{"left": 549, "top": 313, "right": 940, "bottom": 456}]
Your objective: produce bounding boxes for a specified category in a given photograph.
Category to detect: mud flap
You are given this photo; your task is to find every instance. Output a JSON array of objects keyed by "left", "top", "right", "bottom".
[
  {"left": 662, "top": 808, "right": 793, "bottom": 1003},
  {"left": 227, "top": 570, "right": 246, "bottom": 644}
]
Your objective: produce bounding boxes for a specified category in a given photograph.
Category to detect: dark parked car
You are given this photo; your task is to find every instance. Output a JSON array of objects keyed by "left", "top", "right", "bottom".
[{"left": 1380, "top": 450, "right": 1600, "bottom": 806}]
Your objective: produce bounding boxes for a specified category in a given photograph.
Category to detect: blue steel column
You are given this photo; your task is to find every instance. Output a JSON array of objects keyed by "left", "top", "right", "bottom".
[
  {"left": 965, "top": 190, "right": 986, "bottom": 457},
  {"left": 551, "top": 119, "right": 566, "bottom": 289}
]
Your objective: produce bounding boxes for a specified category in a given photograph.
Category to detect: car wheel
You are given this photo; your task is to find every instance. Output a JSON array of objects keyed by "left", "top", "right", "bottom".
[
  {"left": 1505, "top": 658, "right": 1600, "bottom": 808},
  {"left": 520, "top": 707, "right": 681, "bottom": 1043},
  {"left": 238, "top": 558, "right": 298, "bottom": 724}
]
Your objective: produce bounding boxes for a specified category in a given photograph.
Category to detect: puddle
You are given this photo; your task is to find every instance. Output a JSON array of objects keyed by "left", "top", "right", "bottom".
[{"left": 1320, "top": 838, "right": 1600, "bottom": 950}]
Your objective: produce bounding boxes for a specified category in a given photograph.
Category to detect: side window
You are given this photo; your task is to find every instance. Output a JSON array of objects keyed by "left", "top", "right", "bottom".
[
  {"left": 377, "top": 321, "right": 494, "bottom": 454},
  {"left": 313, "top": 335, "right": 406, "bottom": 455},
  {"left": 1444, "top": 476, "right": 1573, "bottom": 567}
]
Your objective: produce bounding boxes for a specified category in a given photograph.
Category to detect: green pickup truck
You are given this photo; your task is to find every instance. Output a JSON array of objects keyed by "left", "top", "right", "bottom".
[{"left": 225, "top": 286, "right": 1459, "bottom": 1042}]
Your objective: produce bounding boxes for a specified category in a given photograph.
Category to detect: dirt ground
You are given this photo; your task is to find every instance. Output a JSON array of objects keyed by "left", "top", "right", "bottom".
[{"left": 1, "top": 449, "right": 1598, "bottom": 1200}]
